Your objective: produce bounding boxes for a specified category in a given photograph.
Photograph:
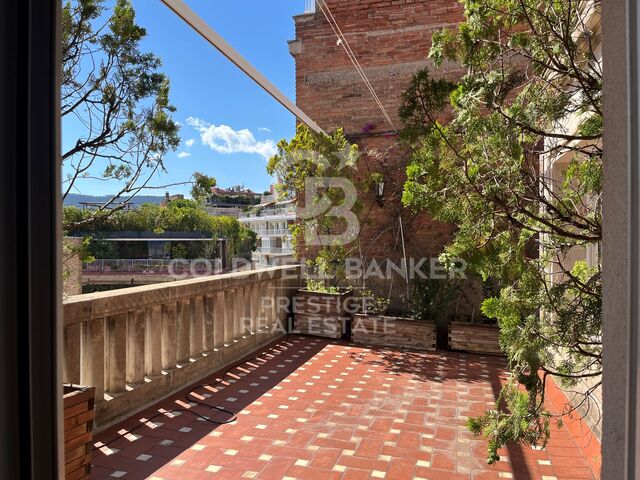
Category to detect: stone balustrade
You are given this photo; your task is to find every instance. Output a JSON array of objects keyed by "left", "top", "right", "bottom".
[{"left": 63, "top": 265, "right": 301, "bottom": 429}]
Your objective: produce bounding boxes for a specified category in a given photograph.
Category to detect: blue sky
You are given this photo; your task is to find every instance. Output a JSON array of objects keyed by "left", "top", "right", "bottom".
[{"left": 63, "top": 0, "right": 305, "bottom": 198}]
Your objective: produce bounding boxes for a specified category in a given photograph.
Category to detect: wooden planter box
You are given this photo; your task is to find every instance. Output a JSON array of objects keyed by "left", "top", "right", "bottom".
[
  {"left": 293, "top": 289, "right": 353, "bottom": 339},
  {"left": 448, "top": 321, "right": 502, "bottom": 355},
  {"left": 64, "top": 385, "right": 95, "bottom": 480},
  {"left": 351, "top": 314, "right": 437, "bottom": 352}
]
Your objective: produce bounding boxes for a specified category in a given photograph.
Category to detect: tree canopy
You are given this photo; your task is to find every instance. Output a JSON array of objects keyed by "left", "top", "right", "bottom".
[
  {"left": 400, "top": 0, "right": 601, "bottom": 462},
  {"left": 190, "top": 172, "right": 217, "bottom": 204},
  {"left": 61, "top": 0, "right": 181, "bottom": 229},
  {"left": 64, "top": 200, "right": 257, "bottom": 255}
]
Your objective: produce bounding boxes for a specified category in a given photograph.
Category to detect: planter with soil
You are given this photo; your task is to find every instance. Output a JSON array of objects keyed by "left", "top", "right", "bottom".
[
  {"left": 352, "top": 314, "right": 437, "bottom": 352},
  {"left": 448, "top": 320, "right": 502, "bottom": 355},
  {"left": 293, "top": 288, "right": 353, "bottom": 339},
  {"left": 63, "top": 384, "right": 96, "bottom": 480}
]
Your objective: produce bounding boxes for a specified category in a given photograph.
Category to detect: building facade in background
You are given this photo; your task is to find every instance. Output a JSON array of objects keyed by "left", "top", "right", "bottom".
[
  {"left": 541, "top": 4, "right": 602, "bottom": 439},
  {"left": 239, "top": 198, "right": 296, "bottom": 268},
  {"left": 204, "top": 185, "right": 261, "bottom": 218}
]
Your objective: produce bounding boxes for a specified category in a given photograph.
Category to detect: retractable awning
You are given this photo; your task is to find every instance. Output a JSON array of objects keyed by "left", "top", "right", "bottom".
[{"left": 160, "top": 0, "right": 324, "bottom": 134}]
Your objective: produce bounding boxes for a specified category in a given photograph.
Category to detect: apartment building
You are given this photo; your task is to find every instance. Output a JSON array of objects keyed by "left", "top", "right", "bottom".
[
  {"left": 541, "top": 3, "right": 602, "bottom": 438},
  {"left": 239, "top": 199, "right": 296, "bottom": 267}
]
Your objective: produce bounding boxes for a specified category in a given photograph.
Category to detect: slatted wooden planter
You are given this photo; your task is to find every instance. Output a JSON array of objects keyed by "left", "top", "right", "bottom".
[
  {"left": 64, "top": 385, "right": 95, "bottom": 480},
  {"left": 351, "top": 314, "right": 437, "bottom": 351},
  {"left": 293, "top": 289, "right": 353, "bottom": 339},
  {"left": 448, "top": 321, "right": 502, "bottom": 355}
]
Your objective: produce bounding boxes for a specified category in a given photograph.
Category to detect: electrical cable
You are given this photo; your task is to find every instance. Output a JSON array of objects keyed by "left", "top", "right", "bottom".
[
  {"left": 316, "top": 0, "right": 398, "bottom": 132},
  {"left": 91, "top": 341, "right": 293, "bottom": 450},
  {"left": 316, "top": 0, "right": 389, "bottom": 122}
]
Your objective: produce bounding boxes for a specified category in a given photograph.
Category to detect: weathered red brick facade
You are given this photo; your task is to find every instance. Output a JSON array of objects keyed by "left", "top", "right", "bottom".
[{"left": 290, "top": 0, "right": 473, "bottom": 315}]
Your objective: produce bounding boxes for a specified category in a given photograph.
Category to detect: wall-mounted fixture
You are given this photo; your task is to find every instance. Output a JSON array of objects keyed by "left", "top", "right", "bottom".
[{"left": 375, "top": 180, "right": 385, "bottom": 206}]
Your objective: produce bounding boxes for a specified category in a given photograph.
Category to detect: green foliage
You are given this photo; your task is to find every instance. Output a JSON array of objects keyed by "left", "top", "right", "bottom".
[
  {"left": 208, "top": 194, "right": 260, "bottom": 206},
  {"left": 267, "top": 125, "right": 361, "bottom": 254},
  {"left": 171, "top": 243, "right": 189, "bottom": 260},
  {"left": 410, "top": 277, "right": 458, "bottom": 321},
  {"left": 64, "top": 200, "right": 256, "bottom": 257},
  {"left": 62, "top": 236, "right": 95, "bottom": 284},
  {"left": 269, "top": 125, "right": 374, "bottom": 294},
  {"left": 267, "top": 124, "right": 359, "bottom": 202},
  {"left": 191, "top": 172, "right": 217, "bottom": 204},
  {"left": 467, "top": 383, "right": 552, "bottom": 464},
  {"left": 355, "top": 289, "right": 391, "bottom": 315},
  {"left": 304, "top": 279, "right": 342, "bottom": 294},
  {"left": 86, "top": 239, "right": 119, "bottom": 260},
  {"left": 62, "top": 0, "right": 180, "bottom": 229},
  {"left": 400, "top": 0, "right": 602, "bottom": 463}
]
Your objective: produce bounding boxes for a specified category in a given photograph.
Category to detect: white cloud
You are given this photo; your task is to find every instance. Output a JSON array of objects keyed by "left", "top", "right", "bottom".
[
  {"left": 177, "top": 151, "right": 191, "bottom": 159},
  {"left": 185, "top": 138, "right": 195, "bottom": 148},
  {"left": 258, "top": 127, "right": 272, "bottom": 133},
  {"left": 187, "top": 117, "right": 276, "bottom": 161}
]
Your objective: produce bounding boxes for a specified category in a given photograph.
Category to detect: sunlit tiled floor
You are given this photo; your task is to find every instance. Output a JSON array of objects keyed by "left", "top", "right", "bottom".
[{"left": 92, "top": 335, "right": 597, "bottom": 479}]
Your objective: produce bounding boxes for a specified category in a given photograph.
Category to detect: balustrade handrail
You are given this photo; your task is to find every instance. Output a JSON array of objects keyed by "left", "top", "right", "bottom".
[
  {"left": 239, "top": 207, "right": 296, "bottom": 219},
  {"left": 65, "top": 265, "right": 299, "bottom": 326},
  {"left": 255, "top": 247, "right": 293, "bottom": 254},
  {"left": 256, "top": 229, "right": 290, "bottom": 236}
]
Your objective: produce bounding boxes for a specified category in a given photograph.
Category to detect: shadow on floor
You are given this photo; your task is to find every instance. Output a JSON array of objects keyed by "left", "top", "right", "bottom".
[{"left": 91, "top": 336, "right": 328, "bottom": 479}]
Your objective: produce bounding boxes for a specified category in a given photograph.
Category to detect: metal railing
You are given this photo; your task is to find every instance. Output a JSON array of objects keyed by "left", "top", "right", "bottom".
[
  {"left": 82, "top": 258, "right": 222, "bottom": 275},
  {"left": 255, "top": 247, "right": 293, "bottom": 255},
  {"left": 256, "top": 229, "right": 291, "bottom": 237},
  {"left": 239, "top": 206, "right": 296, "bottom": 219}
]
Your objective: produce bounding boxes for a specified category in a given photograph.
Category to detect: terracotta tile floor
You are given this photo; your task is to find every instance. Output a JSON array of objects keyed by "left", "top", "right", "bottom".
[{"left": 91, "top": 335, "right": 597, "bottom": 480}]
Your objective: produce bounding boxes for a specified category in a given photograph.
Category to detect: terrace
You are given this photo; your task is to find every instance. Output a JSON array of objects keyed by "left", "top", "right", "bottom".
[{"left": 62, "top": 267, "right": 600, "bottom": 479}]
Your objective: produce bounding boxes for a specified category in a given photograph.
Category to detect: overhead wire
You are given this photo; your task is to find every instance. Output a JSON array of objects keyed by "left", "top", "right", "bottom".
[
  {"left": 317, "top": 0, "right": 396, "bottom": 132},
  {"left": 315, "top": 0, "right": 398, "bottom": 133}
]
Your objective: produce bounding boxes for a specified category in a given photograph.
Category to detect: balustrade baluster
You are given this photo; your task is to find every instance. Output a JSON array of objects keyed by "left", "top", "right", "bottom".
[
  {"left": 191, "top": 296, "right": 205, "bottom": 357},
  {"left": 106, "top": 314, "right": 127, "bottom": 394},
  {"left": 204, "top": 295, "right": 215, "bottom": 351},
  {"left": 277, "top": 276, "right": 288, "bottom": 331},
  {"left": 241, "top": 285, "right": 250, "bottom": 336},
  {"left": 224, "top": 289, "right": 235, "bottom": 345},
  {"left": 176, "top": 299, "right": 191, "bottom": 364},
  {"left": 250, "top": 281, "right": 260, "bottom": 335},
  {"left": 214, "top": 291, "right": 225, "bottom": 348},
  {"left": 145, "top": 305, "right": 162, "bottom": 376},
  {"left": 234, "top": 287, "right": 244, "bottom": 339},
  {"left": 64, "top": 323, "right": 81, "bottom": 384},
  {"left": 270, "top": 280, "right": 278, "bottom": 330},
  {"left": 161, "top": 302, "right": 177, "bottom": 370},
  {"left": 259, "top": 279, "right": 270, "bottom": 334},
  {"left": 126, "top": 310, "right": 145, "bottom": 385},
  {"left": 80, "top": 318, "right": 105, "bottom": 401}
]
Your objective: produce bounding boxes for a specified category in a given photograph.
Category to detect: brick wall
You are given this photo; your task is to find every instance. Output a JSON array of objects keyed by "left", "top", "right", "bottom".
[{"left": 291, "top": 0, "right": 474, "bottom": 313}]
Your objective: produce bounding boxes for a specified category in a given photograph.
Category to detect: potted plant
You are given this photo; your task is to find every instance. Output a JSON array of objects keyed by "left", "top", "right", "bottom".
[
  {"left": 448, "top": 278, "right": 502, "bottom": 355},
  {"left": 63, "top": 384, "right": 96, "bottom": 479}
]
